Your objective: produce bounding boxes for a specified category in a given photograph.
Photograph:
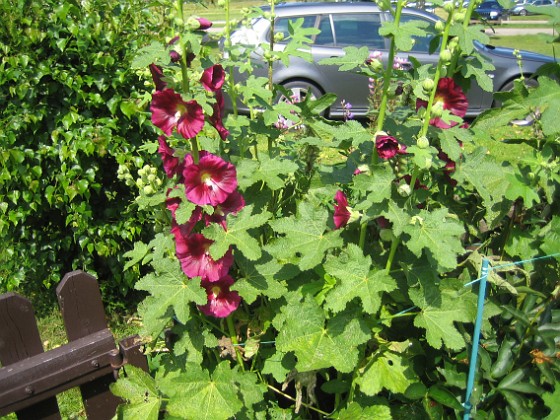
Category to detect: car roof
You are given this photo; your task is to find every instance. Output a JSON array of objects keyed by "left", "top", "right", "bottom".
[{"left": 261, "top": 1, "right": 438, "bottom": 20}]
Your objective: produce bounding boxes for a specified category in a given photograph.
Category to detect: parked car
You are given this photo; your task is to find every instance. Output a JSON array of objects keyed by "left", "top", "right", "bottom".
[
  {"left": 510, "top": 0, "right": 555, "bottom": 16},
  {"left": 226, "top": 2, "right": 556, "bottom": 118},
  {"left": 473, "top": 1, "right": 510, "bottom": 20}
]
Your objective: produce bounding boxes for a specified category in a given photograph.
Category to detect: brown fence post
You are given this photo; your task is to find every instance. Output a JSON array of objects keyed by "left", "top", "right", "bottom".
[
  {"left": 0, "top": 293, "right": 61, "bottom": 420},
  {"left": 56, "top": 270, "right": 121, "bottom": 419}
]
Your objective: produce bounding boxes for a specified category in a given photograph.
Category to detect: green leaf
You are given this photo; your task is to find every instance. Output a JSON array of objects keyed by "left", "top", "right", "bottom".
[
  {"left": 352, "top": 165, "right": 394, "bottom": 203},
  {"left": 319, "top": 46, "right": 371, "bottom": 71},
  {"left": 123, "top": 241, "right": 150, "bottom": 271},
  {"left": 266, "top": 201, "right": 343, "bottom": 271},
  {"left": 379, "top": 20, "right": 429, "bottom": 52},
  {"left": 523, "top": 77, "right": 560, "bottom": 136},
  {"left": 236, "top": 155, "right": 299, "bottom": 191},
  {"left": 462, "top": 52, "right": 495, "bottom": 93},
  {"left": 324, "top": 244, "right": 397, "bottom": 314},
  {"left": 402, "top": 208, "right": 465, "bottom": 273},
  {"left": 334, "top": 401, "right": 392, "bottom": 419},
  {"left": 131, "top": 41, "right": 170, "bottom": 68},
  {"left": 135, "top": 258, "right": 207, "bottom": 324},
  {"left": 357, "top": 350, "right": 416, "bottom": 396},
  {"left": 276, "top": 298, "right": 370, "bottom": 373},
  {"left": 166, "top": 362, "right": 244, "bottom": 420},
  {"left": 409, "top": 280, "right": 477, "bottom": 350},
  {"left": 203, "top": 205, "right": 271, "bottom": 261},
  {"left": 233, "top": 254, "right": 292, "bottom": 304},
  {"left": 381, "top": 200, "right": 409, "bottom": 236},
  {"left": 428, "top": 384, "right": 464, "bottom": 410},
  {"left": 111, "top": 366, "right": 161, "bottom": 420},
  {"left": 542, "top": 386, "right": 560, "bottom": 420},
  {"left": 450, "top": 24, "right": 489, "bottom": 55}
]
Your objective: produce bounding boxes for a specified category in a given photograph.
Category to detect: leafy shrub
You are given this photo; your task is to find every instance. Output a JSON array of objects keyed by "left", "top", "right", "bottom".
[{"left": 0, "top": 0, "right": 167, "bottom": 311}]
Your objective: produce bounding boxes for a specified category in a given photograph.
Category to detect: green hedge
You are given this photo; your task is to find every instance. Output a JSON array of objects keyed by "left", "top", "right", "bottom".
[{"left": 0, "top": 0, "right": 166, "bottom": 312}]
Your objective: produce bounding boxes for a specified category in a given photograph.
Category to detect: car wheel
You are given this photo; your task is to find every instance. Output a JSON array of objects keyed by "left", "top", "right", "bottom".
[
  {"left": 520, "top": 9, "right": 527, "bottom": 16},
  {"left": 492, "top": 77, "right": 538, "bottom": 108},
  {"left": 277, "top": 80, "right": 322, "bottom": 105}
]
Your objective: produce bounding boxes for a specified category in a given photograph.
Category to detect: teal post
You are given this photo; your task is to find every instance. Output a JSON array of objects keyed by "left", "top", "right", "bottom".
[{"left": 463, "top": 258, "right": 489, "bottom": 420}]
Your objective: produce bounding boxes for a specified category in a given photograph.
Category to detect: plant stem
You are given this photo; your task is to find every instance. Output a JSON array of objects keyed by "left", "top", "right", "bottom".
[
  {"left": 266, "top": 384, "right": 331, "bottom": 416},
  {"left": 375, "top": 0, "right": 404, "bottom": 135},
  {"left": 224, "top": 0, "right": 239, "bottom": 116},
  {"left": 226, "top": 315, "right": 245, "bottom": 370},
  {"left": 190, "top": 138, "right": 199, "bottom": 164},
  {"left": 385, "top": 234, "right": 400, "bottom": 272},
  {"left": 418, "top": 12, "right": 454, "bottom": 139},
  {"left": 359, "top": 221, "right": 367, "bottom": 250}
]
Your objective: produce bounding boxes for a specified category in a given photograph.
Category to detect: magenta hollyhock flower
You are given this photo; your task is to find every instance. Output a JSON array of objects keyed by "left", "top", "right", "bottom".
[
  {"left": 375, "top": 134, "right": 407, "bottom": 159},
  {"left": 416, "top": 78, "right": 468, "bottom": 129},
  {"left": 209, "top": 90, "right": 229, "bottom": 140},
  {"left": 149, "top": 64, "right": 167, "bottom": 91},
  {"left": 333, "top": 190, "right": 351, "bottom": 229},
  {"left": 158, "top": 136, "right": 180, "bottom": 178},
  {"left": 150, "top": 89, "right": 204, "bottom": 139},
  {"left": 198, "top": 276, "right": 241, "bottom": 318},
  {"left": 201, "top": 64, "right": 225, "bottom": 92},
  {"left": 171, "top": 229, "right": 233, "bottom": 281},
  {"left": 204, "top": 190, "right": 245, "bottom": 228},
  {"left": 183, "top": 151, "right": 238, "bottom": 206}
]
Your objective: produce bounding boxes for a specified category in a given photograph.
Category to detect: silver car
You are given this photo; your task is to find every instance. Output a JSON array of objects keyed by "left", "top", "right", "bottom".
[{"left": 226, "top": 2, "right": 556, "bottom": 118}]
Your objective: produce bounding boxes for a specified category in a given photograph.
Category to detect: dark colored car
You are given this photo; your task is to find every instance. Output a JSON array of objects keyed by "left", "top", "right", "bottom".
[
  {"left": 226, "top": 2, "right": 555, "bottom": 118},
  {"left": 474, "top": 1, "right": 510, "bottom": 21}
]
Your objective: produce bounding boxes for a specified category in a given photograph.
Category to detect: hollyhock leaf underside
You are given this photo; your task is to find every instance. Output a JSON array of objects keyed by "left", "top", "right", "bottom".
[
  {"left": 319, "top": 46, "right": 370, "bottom": 71},
  {"left": 357, "top": 350, "right": 416, "bottom": 396},
  {"left": 276, "top": 297, "right": 370, "bottom": 373},
  {"left": 167, "top": 362, "right": 243, "bottom": 420},
  {"left": 379, "top": 20, "right": 429, "bottom": 52},
  {"left": 324, "top": 243, "right": 397, "bottom": 314},
  {"left": 135, "top": 258, "right": 207, "bottom": 324},
  {"left": 203, "top": 205, "right": 272, "bottom": 261},
  {"left": 402, "top": 208, "right": 465, "bottom": 273},
  {"left": 266, "top": 201, "right": 343, "bottom": 271},
  {"left": 111, "top": 366, "right": 161, "bottom": 420}
]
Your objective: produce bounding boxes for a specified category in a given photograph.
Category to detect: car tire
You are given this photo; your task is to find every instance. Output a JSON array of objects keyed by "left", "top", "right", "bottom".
[
  {"left": 520, "top": 9, "right": 527, "bottom": 16},
  {"left": 277, "top": 80, "right": 323, "bottom": 106},
  {"left": 492, "top": 77, "right": 539, "bottom": 108}
]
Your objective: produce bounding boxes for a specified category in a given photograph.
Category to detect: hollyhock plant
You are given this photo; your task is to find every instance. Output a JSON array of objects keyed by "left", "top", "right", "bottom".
[
  {"left": 150, "top": 88, "right": 204, "bottom": 139},
  {"left": 183, "top": 151, "right": 238, "bottom": 206},
  {"left": 375, "top": 134, "right": 407, "bottom": 159},
  {"left": 201, "top": 64, "right": 225, "bottom": 92},
  {"left": 333, "top": 190, "right": 351, "bottom": 229},
  {"left": 171, "top": 228, "right": 233, "bottom": 282},
  {"left": 416, "top": 77, "right": 468, "bottom": 129},
  {"left": 198, "top": 276, "right": 241, "bottom": 318}
]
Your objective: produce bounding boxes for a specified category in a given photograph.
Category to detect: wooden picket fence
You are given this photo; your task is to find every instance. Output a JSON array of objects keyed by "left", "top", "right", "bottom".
[{"left": 0, "top": 270, "right": 148, "bottom": 420}]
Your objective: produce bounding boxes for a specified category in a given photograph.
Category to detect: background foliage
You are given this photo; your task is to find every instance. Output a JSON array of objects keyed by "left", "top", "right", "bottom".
[{"left": 0, "top": 0, "right": 170, "bottom": 311}]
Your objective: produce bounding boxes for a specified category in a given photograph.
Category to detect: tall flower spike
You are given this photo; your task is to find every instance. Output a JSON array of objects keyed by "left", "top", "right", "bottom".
[
  {"left": 171, "top": 228, "right": 233, "bottom": 282},
  {"left": 198, "top": 276, "right": 241, "bottom": 318},
  {"left": 183, "top": 151, "right": 238, "bottom": 206},
  {"left": 416, "top": 77, "right": 468, "bottom": 129},
  {"left": 150, "top": 89, "right": 204, "bottom": 139}
]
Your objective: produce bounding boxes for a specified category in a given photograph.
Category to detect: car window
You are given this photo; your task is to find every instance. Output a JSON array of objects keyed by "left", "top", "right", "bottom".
[
  {"left": 330, "top": 13, "right": 383, "bottom": 49},
  {"left": 274, "top": 15, "right": 317, "bottom": 41},
  {"left": 315, "top": 15, "right": 335, "bottom": 46}
]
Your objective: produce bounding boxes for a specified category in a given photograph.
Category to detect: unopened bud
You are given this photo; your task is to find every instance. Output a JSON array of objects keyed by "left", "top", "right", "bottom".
[
  {"left": 444, "top": 2, "right": 455, "bottom": 12},
  {"left": 416, "top": 136, "right": 430, "bottom": 149},
  {"left": 440, "top": 49, "right": 452, "bottom": 63},
  {"left": 398, "top": 183, "right": 412, "bottom": 197},
  {"left": 431, "top": 101, "right": 444, "bottom": 118},
  {"left": 435, "top": 21, "right": 445, "bottom": 33},
  {"left": 422, "top": 78, "right": 435, "bottom": 92}
]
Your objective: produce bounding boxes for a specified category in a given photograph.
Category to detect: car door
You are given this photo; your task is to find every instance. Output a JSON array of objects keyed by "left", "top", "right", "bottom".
[{"left": 312, "top": 12, "right": 387, "bottom": 117}]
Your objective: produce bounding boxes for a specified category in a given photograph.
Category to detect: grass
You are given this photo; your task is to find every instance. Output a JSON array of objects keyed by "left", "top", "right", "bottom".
[
  {"left": 488, "top": 34, "right": 558, "bottom": 57},
  {"left": 0, "top": 308, "right": 141, "bottom": 420}
]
